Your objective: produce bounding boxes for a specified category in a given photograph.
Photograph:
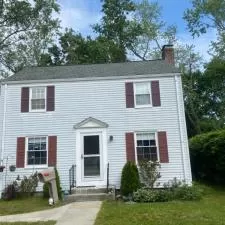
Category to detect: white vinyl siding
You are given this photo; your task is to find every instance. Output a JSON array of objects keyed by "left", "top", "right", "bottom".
[{"left": 0, "top": 75, "right": 192, "bottom": 191}]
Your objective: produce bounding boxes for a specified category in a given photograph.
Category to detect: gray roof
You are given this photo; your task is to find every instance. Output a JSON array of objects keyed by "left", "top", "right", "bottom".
[{"left": 5, "top": 60, "right": 180, "bottom": 82}]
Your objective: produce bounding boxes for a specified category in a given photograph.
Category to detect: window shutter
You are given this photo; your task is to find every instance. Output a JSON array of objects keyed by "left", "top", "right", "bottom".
[
  {"left": 21, "top": 87, "right": 29, "bottom": 112},
  {"left": 48, "top": 136, "right": 57, "bottom": 166},
  {"left": 151, "top": 81, "right": 161, "bottom": 107},
  {"left": 158, "top": 131, "right": 169, "bottom": 163},
  {"left": 125, "top": 133, "right": 135, "bottom": 162},
  {"left": 125, "top": 82, "right": 134, "bottom": 108},
  {"left": 16, "top": 137, "right": 25, "bottom": 168},
  {"left": 47, "top": 86, "right": 55, "bottom": 111}
]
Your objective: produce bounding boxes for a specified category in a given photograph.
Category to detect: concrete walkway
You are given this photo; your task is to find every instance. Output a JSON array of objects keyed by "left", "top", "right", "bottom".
[{"left": 0, "top": 201, "right": 102, "bottom": 225}]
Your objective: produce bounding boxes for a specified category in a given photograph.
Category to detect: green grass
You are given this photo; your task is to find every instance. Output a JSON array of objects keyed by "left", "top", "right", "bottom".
[
  {"left": 0, "top": 222, "right": 56, "bottom": 225},
  {"left": 95, "top": 185, "right": 225, "bottom": 225},
  {"left": 0, "top": 197, "right": 60, "bottom": 216}
]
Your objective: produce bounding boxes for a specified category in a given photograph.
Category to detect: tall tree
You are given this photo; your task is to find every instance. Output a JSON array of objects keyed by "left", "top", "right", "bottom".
[
  {"left": 0, "top": 0, "right": 60, "bottom": 78},
  {"left": 184, "top": 0, "right": 225, "bottom": 58},
  {"left": 128, "top": 0, "right": 176, "bottom": 60},
  {"left": 39, "top": 29, "right": 126, "bottom": 66},
  {"left": 93, "top": 0, "right": 140, "bottom": 61}
]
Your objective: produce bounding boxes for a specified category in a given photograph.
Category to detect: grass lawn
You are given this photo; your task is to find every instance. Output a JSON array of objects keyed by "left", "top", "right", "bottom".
[
  {"left": 95, "top": 185, "right": 225, "bottom": 225},
  {"left": 0, "top": 197, "right": 60, "bottom": 216},
  {"left": 0, "top": 222, "right": 55, "bottom": 225}
]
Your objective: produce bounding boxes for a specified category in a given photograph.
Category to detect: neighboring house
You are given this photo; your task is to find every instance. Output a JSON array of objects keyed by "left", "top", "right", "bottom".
[{"left": 0, "top": 45, "right": 192, "bottom": 195}]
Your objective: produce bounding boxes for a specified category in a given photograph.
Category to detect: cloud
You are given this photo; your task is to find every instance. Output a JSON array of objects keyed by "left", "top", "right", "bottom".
[
  {"left": 177, "top": 30, "right": 217, "bottom": 62},
  {"left": 57, "top": 0, "right": 101, "bottom": 36}
]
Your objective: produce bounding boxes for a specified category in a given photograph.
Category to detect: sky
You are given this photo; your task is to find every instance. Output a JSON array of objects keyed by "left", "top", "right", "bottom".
[{"left": 57, "top": 0, "right": 216, "bottom": 62}]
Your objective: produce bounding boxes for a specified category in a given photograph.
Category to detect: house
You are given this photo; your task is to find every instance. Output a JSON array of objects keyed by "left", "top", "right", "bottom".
[{"left": 0, "top": 45, "right": 192, "bottom": 195}]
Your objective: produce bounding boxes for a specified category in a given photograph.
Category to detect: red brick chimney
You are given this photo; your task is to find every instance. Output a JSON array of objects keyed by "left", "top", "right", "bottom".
[{"left": 162, "top": 45, "right": 174, "bottom": 65}]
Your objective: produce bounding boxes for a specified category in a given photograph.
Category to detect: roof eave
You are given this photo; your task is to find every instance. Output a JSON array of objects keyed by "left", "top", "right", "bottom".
[{"left": 1, "top": 72, "right": 181, "bottom": 85}]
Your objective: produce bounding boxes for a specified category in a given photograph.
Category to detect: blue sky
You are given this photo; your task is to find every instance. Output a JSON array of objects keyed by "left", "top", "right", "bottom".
[{"left": 57, "top": 0, "right": 216, "bottom": 62}]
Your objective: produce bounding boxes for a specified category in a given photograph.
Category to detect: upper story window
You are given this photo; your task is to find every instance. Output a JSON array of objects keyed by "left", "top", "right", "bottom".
[
  {"left": 134, "top": 82, "right": 151, "bottom": 107},
  {"left": 30, "top": 87, "right": 46, "bottom": 111},
  {"left": 125, "top": 81, "right": 161, "bottom": 108},
  {"left": 21, "top": 86, "right": 55, "bottom": 113},
  {"left": 27, "top": 136, "right": 47, "bottom": 166},
  {"left": 136, "top": 133, "right": 158, "bottom": 162}
]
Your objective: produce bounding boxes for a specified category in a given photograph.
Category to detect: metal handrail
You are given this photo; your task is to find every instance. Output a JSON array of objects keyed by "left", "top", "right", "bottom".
[
  {"left": 69, "top": 164, "right": 76, "bottom": 194},
  {"left": 106, "top": 162, "right": 109, "bottom": 193}
]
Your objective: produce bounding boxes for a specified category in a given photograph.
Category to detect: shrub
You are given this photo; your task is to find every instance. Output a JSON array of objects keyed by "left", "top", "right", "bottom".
[
  {"left": 42, "top": 167, "right": 62, "bottom": 200},
  {"left": 133, "top": 188, "right": 171, "bottom": 202},
  {"left": 174, "top": 185, "right": 202, "bottom": 201},
  {"left": 120, "top": 161, "right": 140, "bottom": 196},
  {"left": 189, "top": 129, "right": 225, "bottom": 184},
  {"left": 2, "top": 184, "right": 16, "bottom": 200},
  {"left": 17, "top": 172, "right": 39, "bottom": 198},
  {"left": 139, "top": 160, "right": 161, "bottom": 188},
  {"left": 133, "top": 178, "right": 202, "bottom": 203}
]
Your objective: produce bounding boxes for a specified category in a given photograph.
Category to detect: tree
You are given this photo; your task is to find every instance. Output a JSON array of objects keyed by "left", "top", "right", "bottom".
[
  {"left": 184, "top": 0, "right": 225, "bottom": 58},
  {"left": 128, "top": 0, "right": 176, "bottom": 61},
  {"left": 0, "top": 0, "right": 60, "bottom": 77},
  {"left": 40, "top": 29, "right": 127, "bottom": 66},
  {"left": 93, "top": 0, "right": 140, "bottom": 61}
]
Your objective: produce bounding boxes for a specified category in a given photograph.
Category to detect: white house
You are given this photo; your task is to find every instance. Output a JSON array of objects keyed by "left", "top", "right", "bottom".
[{"left": 0, "top": 45, "right": 192, "bottom": 195}]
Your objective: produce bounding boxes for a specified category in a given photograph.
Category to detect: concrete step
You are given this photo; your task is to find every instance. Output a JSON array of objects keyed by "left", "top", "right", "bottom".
[
  {"left": 64, "top": 192, "right": 115, "bottom": 203},
  {"left": 71, "top": 187, "right": 108, "bottom": 194}
]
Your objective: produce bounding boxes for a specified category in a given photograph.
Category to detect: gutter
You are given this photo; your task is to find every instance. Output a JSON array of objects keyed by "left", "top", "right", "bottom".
[{"left": 1, "top": 84, "right": 7, "bottom": 164}]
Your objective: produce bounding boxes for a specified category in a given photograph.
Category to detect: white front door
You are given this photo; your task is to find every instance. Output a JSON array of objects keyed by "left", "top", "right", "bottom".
[{"left": 76, "top": 129, "right": 107, "bottom": 187}]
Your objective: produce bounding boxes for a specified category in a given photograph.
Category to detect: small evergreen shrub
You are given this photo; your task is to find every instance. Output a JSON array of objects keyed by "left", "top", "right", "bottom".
[
  {"left": 120, "top": 161, "right": 140, "bottom": 196},
  {"left": 174, "top": 185, "right": 202, "bottom": 201}
]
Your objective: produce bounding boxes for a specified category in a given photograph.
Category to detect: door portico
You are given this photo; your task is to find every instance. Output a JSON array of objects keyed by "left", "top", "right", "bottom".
[{"left": 74, "top": 117, "right": 108, "bottom": 187}]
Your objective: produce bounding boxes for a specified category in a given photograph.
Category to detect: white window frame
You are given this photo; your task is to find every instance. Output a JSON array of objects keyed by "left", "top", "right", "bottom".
[
  {"left": 134, "top": 132, "right": 160, "bottom": 164},
  {"left": 29, "top": 86, "right": 47, "bottom": 112},
  {"left": 134, "top": 82, "right": 152, "bottom": 108},
  {"left": 25, "top": 136, "right": 48, "bottom": 169}
]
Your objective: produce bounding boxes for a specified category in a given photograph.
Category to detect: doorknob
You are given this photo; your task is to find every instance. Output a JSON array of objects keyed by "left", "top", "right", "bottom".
[{"left": 81, "top": 154, "right": 84, "bottom": 159}]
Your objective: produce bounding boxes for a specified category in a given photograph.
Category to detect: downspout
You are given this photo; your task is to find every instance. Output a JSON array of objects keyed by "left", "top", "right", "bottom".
[
  {"left": 1, "top": 84, "right": 7, "bottom": 164},
  {"left": 174, "top": 75, "right": 187, "bottom": 182}
]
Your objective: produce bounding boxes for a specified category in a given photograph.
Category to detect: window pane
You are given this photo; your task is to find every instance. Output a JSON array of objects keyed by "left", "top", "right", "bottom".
[
  {"left": 84, "top": 157, "right": 100, "bottom": 176},
  {"left": 136, "top": 133, "right": 158, "bottom": 162},
  {"left": 27, "top": 137, "right": 47, "bottom": 165},
  {"left": 136, "top": 94, "right": 150, "bottom": 105},
  {"left": 84, "top": 135, "right": 99, "bottom": 155},
  {"left": 135, "top": 83, "right": 149, "bottom": 94},
  {"left": 31, "top": 99, "right": 45, "bottom": 110}
]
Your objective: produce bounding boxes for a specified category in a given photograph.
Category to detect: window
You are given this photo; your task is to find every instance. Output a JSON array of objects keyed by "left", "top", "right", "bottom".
[
  {"left": 30, "top": 87, "right": 46, "bottom": 111},
  {"left": 134, "top": 82, "right": 151, "bottom": 106},
  {"left": 27, "top": 137, "right": 47, "bottom": 166},
  {"left": 136, "top": 133, "right": 158, "bottom": 162}
]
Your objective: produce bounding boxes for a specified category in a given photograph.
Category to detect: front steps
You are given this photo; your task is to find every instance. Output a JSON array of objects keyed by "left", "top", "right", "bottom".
[{"left": 64, "top": 186, "right": 115, "bottom": 203}]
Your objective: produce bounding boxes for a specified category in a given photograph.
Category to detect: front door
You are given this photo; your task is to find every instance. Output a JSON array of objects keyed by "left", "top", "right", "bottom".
[{"left": 82, "top": 134, "right": 102, "bottom": 179}]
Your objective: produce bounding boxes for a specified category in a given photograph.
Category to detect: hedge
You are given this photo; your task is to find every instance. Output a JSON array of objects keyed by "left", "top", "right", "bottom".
[{"left": 189, "top": 129, "right": 225, "bottom": 184}]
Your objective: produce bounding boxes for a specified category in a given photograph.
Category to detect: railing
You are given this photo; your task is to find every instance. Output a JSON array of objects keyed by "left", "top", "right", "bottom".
[
  {"left": 69, "top": 164, "right": 76, "bottom": 194},
  {"left": 106, "top": 162, "right": 109, "bottom": 193}
]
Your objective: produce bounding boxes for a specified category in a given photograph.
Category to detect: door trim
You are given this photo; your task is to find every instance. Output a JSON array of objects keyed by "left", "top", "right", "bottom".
[{"left": 76, "top": 128, "right": 108, "bottom": 187}]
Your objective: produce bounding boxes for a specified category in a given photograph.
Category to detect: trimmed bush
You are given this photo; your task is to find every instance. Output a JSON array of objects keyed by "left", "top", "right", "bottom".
[
  {"left": 2, "top": 184, "right": 16, "bottom": 200},
  {"left": 120, "top": 161, "right": 140, "bottom": 196},
  {"left": 189, "top": 129, "right": 225, "bottom": 184}
]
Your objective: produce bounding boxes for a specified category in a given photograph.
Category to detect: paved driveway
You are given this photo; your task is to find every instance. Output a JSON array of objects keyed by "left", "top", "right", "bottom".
[{"left": 0, "top": 201, "right": 102, "bottom": 225}]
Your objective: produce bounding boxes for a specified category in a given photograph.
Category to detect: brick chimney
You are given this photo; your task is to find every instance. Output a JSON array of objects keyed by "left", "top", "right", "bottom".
[{"left": 162, "top": 45, "right": 174, "bottom": 65}]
